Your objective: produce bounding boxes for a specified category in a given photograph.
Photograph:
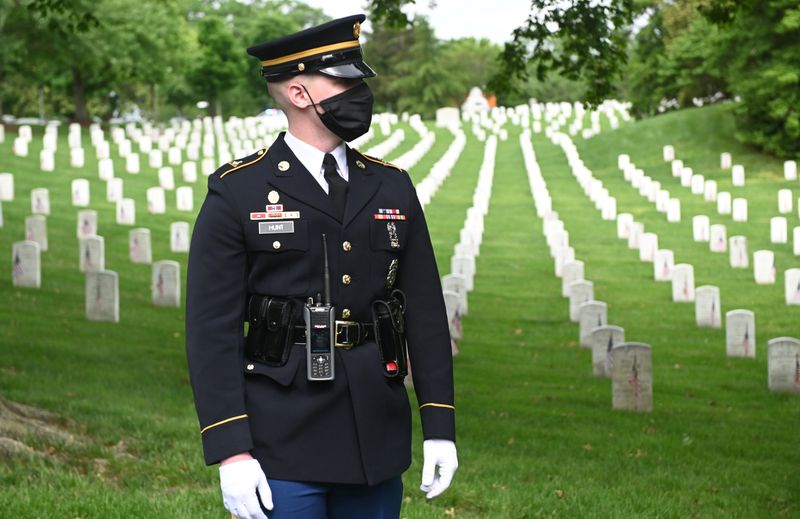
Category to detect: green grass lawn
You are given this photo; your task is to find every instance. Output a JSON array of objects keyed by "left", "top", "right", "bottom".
[{"left": 1, "top": 105, "right": 799, "bottom": 518}]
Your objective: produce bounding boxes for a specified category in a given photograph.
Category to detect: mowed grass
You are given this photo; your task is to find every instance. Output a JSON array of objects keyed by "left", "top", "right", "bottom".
[{"left": 1, "top": 105, "right": 799, "bottom": 518}]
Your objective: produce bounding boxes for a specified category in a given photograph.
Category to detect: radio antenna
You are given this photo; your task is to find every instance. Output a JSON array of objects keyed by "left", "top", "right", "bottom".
[{"left": 321, "top": 234, "right": 331, "bottom": 306}]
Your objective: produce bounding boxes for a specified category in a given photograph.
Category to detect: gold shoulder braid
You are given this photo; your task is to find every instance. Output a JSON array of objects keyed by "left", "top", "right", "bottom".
[
  {"left": 355, "top": 150, "right": 403, "bottom": 172},
  {"left": 220, "top": 147, "right": 270, "bottom": 179}
]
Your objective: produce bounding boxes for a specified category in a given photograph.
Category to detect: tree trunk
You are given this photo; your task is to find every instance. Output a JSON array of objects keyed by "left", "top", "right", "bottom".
[
  {"left": 72, "top": 67, "right": 91, "bottom": 124},
  {"left": 150, "top": 83, "right": 158, "bottom": 120}
]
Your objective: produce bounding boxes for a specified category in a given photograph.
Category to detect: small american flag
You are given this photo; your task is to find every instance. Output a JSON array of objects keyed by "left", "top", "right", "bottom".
[
  {"left": 604, "top": 334, "right": 615, "bottom": 374},
  {"left": 794, "top": 354, "right": 800, "bottom": 386},
  {"left": 794, "top": 279, "right": 800, "bottom": 303},
  {"left": 84, "top": 246, "right": 92, "bottom": 268},
  {"left": 742, "top": 325, "right": 751, "bottom": 357},
  {"left": 683, "top": 278, "right": 689, "bottom": 298},
  {"left": 628, "top": 354, "right": 641, "bottom": 401},
  {"left": 662, "top": 260, "right": 670, "bottom": 278},
  {"left": 81, "top": 219, "right": 92, "bottom": 235},
  {"left": 710, "top": 299, "right": 716, "bottom": 327},
  {"left": 157, "top": 272, "right": 164, "bottom": 297},
  {"left": 12, "top": 253, "right": 23, "bottom": 279}
]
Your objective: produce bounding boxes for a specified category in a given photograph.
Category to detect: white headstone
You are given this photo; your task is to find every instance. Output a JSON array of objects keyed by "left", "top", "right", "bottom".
[
  {"left": 71, "top": 179, "right": 90, "bottom": 207},
  {"left": 639, "top": 232, "right": 658, "bottom": 262},
  {"left": 158, "top": 167, "right": 175, "bottom": 190},
  {"left": 720, "top": 152, "right": 732, "bottom": 169},
  {"left": 0, "top": 173, "right": 14, "bottom": 201},
  {"left": 770, "top": 217, "right": 788, "bottom": 244},
  {"left": 11, "top": 241, "right": 41, "bottom": 288},
  {"left": 690, "top": 175, "right": 705, "bottom": 195},
  {"left": 562, "top": 260, "right": 584, "bottom": 297},
  {"left": 785, "top": 160, "right": 798, "bottom": 181},
  {"left": 680, "top": 168, "right": 693, "bottom": 188},
  {"left": 730, "top": 236, "right": 749, "bottom": 268},
  {"left": 77, "top": 210, "right": 98, "bottom": 238},
  {"left": 666, "top": 199, "right": 681, "bottom": 222},
  {"left": 590, "top": 325, "right": 624, "bottom": 378},
  {"left": 168, "top": 147, "right": 182, "bottom": 166},
  {"left": 25, "top": 215, "right": 48, "bottom": 252},
  {"left": 671, "top": 159, "right": 683, "bottom": 177},
  {"left": 617, "top": 154, "right": 630, "bottom": 170},
  {"left": 753, "top": 250, "right": 775, "bottom": 284},
  {"left": 39, "top": 149, "right": 55, "bottom": 172},
  {"left": 176, "top": 186, "right": 194, "bottom": 212},
  {"left": 98, "top": 158, "right": 114, "bottom": 181},
  {"left": 149, "top": 150, "right": 163, "bottom": 169},
  {"left": 129, "top": 228, "right": 152, "bottom": 264},
  {"left": 732, "top": 198, "right": 748, "bottom": 222},
  {"left": 726, "top": 310, "right": 756, "bottom": 358},
  {"left": 170, "top": 222, "right": 191, "bottom": 253},
  {"left": 553, "top": 247, "right": 574, "bottom": 278},
  {"left": 653, "top": 249, "right": 674, "bottom": 281},
  {"left": 202, "top": 158, "right": 216, "bottom": 176},
  {"left": 703, "top": 180, "right": 717, "bottom": 202},
  {"left": 627, "top": 222, "right": 644, "bottom": 250},
  {"left": 784, "top": 268, "right": 800, "bottom": 305},
  {"left": 126, "top": 153, "right": 140, "bottom": 174},
  {"left": 182, "top": 161, "right": 198, "bottom": 183},
  {"left": 451, "top": 255, "right": 476, "bottom": 291},
  {"left": 442, "top": 273, "right": 468, "bottom": 315},
  {"left": 767, "top": 337, "right": 800, "bottom": 393},
  {"left": 671, "top": 263, "right": 694, "bottom": 302},
  {"left": 13, "top": 136, "right": 28, "bottom": 157},
  {"left": 717, "top": 191, "right": 732, "bottom": 215},
  {"left": 662, "top": 145, "right": 674, "bottom": 162},
  {"left": 146, "top": 187, "right": 166, "bottom": 215},
  {"left": 116, "top": 198, "right": 136, "bottom": 225},
  {"left": 707, "top": 224, "right": 727, "bottom": 253},
  {"left": 106, "top": 177, "right": 124, "bottom": 203},
  {"left": 695, "top": 285, "right": 721, "bottom": 328},
  {"left": 568, "top": 280, "right": 594, "bottom": 322},
  {"left": 794, "top": 227, "right": 800, "bottom": 256},
  {"left": 152, "top": 260, "right": 181, "bottom": 307},
  {"left": 30, "top": 188, "right": 50, "bottom": 216},
  {"left": 85, "top": 270, "right": 119, "bottom": 322},
  {"left": 731, "top": 164, "right": 745, "bottom": 186},
  {"left": 692, "top": 215, "right": 710, "bottom": 242},
  {"left": 616, "top": 213, "right": 633, "bottom": 239},
  {"left": 778, "top": 189, "right": 793, "bottom": 214},
  {"left": 79, "top": 235, "right": 105, "bottom": 273},
  {"left": 578, "top": 301, "right": 607, "bottom": 348},
  {"left": 611, "top": 343, "right": 653, "bottom": 412},
  {"left": 435, "top": 107, "right": 461, "bottom": 128}
]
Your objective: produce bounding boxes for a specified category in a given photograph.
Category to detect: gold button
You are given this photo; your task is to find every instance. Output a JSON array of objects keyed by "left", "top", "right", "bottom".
[
  {"left": 342, "top": 308, "right": 351, "bottom": 319},
  {"left": 342, "top": 241, "right": 352, "bottom": 252},
  {"left": 273, "top": 241, "right": 281, "bottom": 250},
  {"left": 247, "top": 363, "right": 254, "bottom": 371},
  {"left": 342, "top": 274, "right": 352, "bottom": 285}
]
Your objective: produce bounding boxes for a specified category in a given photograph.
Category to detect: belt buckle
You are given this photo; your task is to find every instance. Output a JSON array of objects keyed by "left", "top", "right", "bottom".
[{"left": 335, "top": 320, "right": 358, "bottom": 349}]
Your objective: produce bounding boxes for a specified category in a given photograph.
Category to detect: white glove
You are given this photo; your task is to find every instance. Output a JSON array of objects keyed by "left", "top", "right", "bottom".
[
  {"left": 219, "top": 459, "right": 273, "bottom": 519},
  {"left": 420, "top": 439, "right": 458, "bottom": 499}
]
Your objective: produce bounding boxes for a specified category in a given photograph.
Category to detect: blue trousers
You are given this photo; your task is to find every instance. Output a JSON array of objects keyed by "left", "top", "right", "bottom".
[{"left": 265, "top": 476, "right": 403, "bottom": 519}]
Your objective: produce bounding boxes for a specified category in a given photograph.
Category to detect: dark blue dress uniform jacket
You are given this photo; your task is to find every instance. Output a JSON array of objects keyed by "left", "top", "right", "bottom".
[{"left": 185, "top": 132, "right": 455, "bottom": 485}]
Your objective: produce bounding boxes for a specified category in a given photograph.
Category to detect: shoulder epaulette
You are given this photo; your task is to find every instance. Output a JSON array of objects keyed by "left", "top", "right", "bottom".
[
  {"left": 355, "top": 149, "right": 404, "bottom": 172},
  {"left": 219, "top": 147, "right": 269, "bottom": 179}
]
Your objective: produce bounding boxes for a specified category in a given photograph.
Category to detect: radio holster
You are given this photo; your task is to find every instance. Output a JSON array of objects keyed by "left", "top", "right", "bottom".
[
  {"left": 245, "top": 295, "right": 296, "bottom": 366},
  {"left": 371, "top": 289, "right": 408, "bottom": 379}
]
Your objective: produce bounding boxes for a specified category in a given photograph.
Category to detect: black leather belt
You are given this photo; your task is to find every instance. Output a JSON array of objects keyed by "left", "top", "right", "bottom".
[{"left": 293, "top": 321, "right": 375, "bottom": 349}]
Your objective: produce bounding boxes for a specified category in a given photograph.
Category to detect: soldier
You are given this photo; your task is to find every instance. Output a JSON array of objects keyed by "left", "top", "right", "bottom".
[{"left": 185, "top": 14, "right": 457, "bottom": 519}]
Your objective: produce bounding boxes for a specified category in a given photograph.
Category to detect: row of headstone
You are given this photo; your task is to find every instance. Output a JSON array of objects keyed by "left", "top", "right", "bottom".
[
  {"left": 441, "top": 135, "right": 497, "bottom": 344},
  {"left": 363, "top": 129, "right": 405, "bottom": 160},
  {"left": 617, "top": 156, "right": 681, "bottom": 222},
  {"left": 553, "top": 133, "right": 617, "bottom": 221},
  {"left": 393, "top": 117, "right": 435, "bottom": 171},
  {"left": 416, "top": 127, "right": 466, "bottom": 208},
  {"left": 522, "top": 131, "right": 651, "bottom": 411}
]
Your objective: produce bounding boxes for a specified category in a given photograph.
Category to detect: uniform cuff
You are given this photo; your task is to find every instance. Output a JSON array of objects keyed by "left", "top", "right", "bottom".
[
  {"left": 419, "top": 404, "right": 455, "bottom": 442},
  {"left": 201, "top": 416, "right": 254, "bottom": 465}
]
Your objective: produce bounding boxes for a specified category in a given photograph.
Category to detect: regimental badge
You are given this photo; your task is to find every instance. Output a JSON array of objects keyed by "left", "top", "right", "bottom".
[
  {"left": 356, "top": 160, "right": 366, "bottom": 169},
  {"left": 268, "top": 190, "right": 280, "bottom": 204},
  {"left": 353, "top": 22, "right": 361, "bottom": 38},
  {"left": 228, "top": 160, "right": 242, "bottom": 167},
  {"left": 386, "top": 259, "right": 399, "bottom": 289},
  {"left": 387, "top": 222, "right": 399, "bottom": 249}
]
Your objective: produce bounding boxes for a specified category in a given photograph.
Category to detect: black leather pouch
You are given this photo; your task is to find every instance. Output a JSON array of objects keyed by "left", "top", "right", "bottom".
[
  {"left": 245, "top": 295, "right": 296, "bottom": 367},
  {"left": 371, "top": 290, "right": 408, "bottom": 378}
]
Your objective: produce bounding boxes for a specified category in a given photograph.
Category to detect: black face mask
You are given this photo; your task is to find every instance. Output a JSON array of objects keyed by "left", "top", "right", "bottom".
[{"left": 303, "top": 82, "right": 374, "bottom": 142}]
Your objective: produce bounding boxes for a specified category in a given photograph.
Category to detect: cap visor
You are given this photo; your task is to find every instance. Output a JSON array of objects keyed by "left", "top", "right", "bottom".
[{"left": 319, "top": 61, "right": 376, "bottom": 79}]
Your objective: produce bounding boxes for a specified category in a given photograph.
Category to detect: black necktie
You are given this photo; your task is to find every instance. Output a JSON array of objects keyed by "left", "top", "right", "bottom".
[{"left": 323, "top": 153, "right": 347, "bottom": 219}]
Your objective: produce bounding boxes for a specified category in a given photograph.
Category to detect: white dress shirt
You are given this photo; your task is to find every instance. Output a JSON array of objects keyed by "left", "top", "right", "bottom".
[{"left": 284, "top": 130, "right": 349, "bottom": 195}]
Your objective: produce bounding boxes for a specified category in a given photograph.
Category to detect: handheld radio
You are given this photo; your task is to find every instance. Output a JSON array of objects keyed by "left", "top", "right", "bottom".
[{"left": 305, "top": 234, "right": 336, "bottom": 381}]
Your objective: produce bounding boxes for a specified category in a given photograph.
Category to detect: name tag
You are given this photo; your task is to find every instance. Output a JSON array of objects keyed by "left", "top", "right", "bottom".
[{"left": 259, "top": 221, "right": 294, "bottom": 234}]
